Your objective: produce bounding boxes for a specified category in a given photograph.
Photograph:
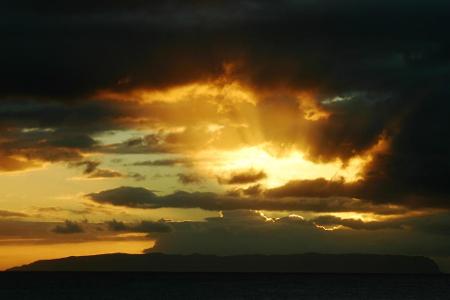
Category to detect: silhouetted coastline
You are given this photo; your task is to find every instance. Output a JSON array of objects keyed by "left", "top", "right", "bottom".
[{"left": 8, "top": 253, "right": 440, "bottom": 273}]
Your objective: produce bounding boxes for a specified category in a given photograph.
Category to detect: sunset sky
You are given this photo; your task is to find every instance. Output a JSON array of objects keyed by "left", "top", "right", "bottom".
[{"left": 1, "top": 0, "right": 450, "bottom": 271}]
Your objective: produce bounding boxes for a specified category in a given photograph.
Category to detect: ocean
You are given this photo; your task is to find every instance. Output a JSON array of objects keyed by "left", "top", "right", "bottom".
[{"left": 1, "top": 273, "right": 449, "bottom": 299}]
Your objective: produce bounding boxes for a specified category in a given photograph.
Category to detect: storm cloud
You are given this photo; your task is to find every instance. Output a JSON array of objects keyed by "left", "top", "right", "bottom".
[
  {"left": 2, "top": 1, "right": 450, "bottom": 98},
  {"left": 1, "top": 1, "right": 450, "bottom": 210},
  {"left": 148, "top": 210, "right": 450, "bottom": 261}
]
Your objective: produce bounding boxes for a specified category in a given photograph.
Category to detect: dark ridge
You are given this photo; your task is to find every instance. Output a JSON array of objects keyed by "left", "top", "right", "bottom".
[{"left": 8, "top": 253, "right": 441, "bottom": 273}]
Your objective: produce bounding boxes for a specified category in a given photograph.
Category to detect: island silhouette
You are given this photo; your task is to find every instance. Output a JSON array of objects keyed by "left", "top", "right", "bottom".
[{"left": 8, "top": 253, "right": 440, "bottom": 273}]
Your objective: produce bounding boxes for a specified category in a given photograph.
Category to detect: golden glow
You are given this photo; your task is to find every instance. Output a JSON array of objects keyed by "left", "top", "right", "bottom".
[
  {"left": 195, "top": 145, "right": 369, "bottom": 188},
  {"left": 97, "top": 81, "right": 384, "bottom": 190},
  {"left": 97, "top": 81, "right": 379, "bottom": 193},
  {"left": 110, "top": 233, "right": 149, "bottom": 238},
  {"left": 297, "top": 91, "right": 330, "bottom": 121},
  {"left": 325, "top": 212, "right": 381, "bottom": 222},
  {"left": 0, "top": 156, "right": 46, "bottom": 174},
  {"left": 98, "top": 81, "right": 257, "bottom": 105},
  {"left": 327, "top": 207, "right": 442, "bottom": 223},
  {"left": 314, "top": 224, "right": 343, "bottom": 231},
  {"left": 257, "top": 210, "right": 275, "bottom": 222},
  {"left": 286, "top": 214, "right": 304, "bottom": 220}
]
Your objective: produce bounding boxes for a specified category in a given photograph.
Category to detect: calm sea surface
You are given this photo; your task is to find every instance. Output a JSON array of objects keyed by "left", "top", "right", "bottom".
[{"left": 1, "top": 273, "right": 449, "bottom": 299}]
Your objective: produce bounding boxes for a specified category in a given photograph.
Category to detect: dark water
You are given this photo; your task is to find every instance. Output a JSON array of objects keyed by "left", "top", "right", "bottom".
[{"left": 1, "top": 273, "right": 449, "bottom": 299}]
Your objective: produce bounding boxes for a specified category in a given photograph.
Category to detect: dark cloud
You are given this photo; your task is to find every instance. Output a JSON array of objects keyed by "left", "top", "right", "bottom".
[
  {"left": 88, "top": 187, "right": 159, "bottom": 208},
  {"left": 0, "top": 210, "right": 29, "bottom": 218},
  {"left": 87, "top": 186, "right": 406, "bottom": 214},
  {"left": 1, "top": 0, "right": 449, "bottom": 99},
  {"left": 2, "top": 211, "right": 450, "bottom": 269},
  {"left": 148, "top": 210, "right": 450, "bottom": 259},
  {"left": 106, "top": 219, "right": 129, "bottom": 232},
  {"left": 0, "top": 122, "right": 100, "bottom": 172},
  {"left": 0, "top": 99, "right": 194, "bottom": 171},
  {"left": 70, "top": 160, "right": 101, "bottom": 174},
  {"left": 98, "top": 134, "right": 169, "bottom": 155},
  {"left": 266, "top": 157, "right": 450, "bottom": 209},
  {"left": 403, "top": 213, "right": 450, "bottom": 236},
  {"left": 127, "top": 172, "right": 146, "bottom": 182},
  {"left": 0, "top": 100, "right": 127, "bottom": 131},
  {"left": 86, "top": 169, "right": 123, "bottom": 179},
  {"left": 69, "top": 159, "right": 145, "bottom": 181},
  {"left": 36, "top": 207, "right": 92, "bottom": 215},
  {"left": 131, "top": 158, "right": 189, "bottom": 167},
  {"left": 106, "top": 219, "right": 171, "bottom": 233},
  {"left": 0, "top": 219, "right": 153, "bottom": 246},
  {"left": 177, "top": 173, "right": 204, "bottom": 185},
  {"left": 267, "top": 178, "right": 354, "bottom": 199},
  {"left": 0, "top": 128, "right": 89, "bottom": 171},
  {"left": 52, "top": 220, "right": 84, "bottom": 234},
  {"left": 218, "top": 170, "right": 267, "bottom": 185},
  {"left": 311, "top": 215, "right": 404, "bottom": 231},
  {"left": 0, "top": 100, "right": 125, "bottom": 171},
  {"left": 227, "top": 184, "right": 264, "bottom": 197}
]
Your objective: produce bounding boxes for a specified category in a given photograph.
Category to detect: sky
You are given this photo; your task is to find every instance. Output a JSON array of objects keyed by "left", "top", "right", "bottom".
[{"left": 1, "top": 0, "right": 450, "bottom": 271}]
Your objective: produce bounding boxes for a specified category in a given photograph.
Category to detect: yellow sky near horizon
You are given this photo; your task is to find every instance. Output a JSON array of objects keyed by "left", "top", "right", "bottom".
[{"left": 0, "top": 240, "right": 154, "bottom": 270}]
